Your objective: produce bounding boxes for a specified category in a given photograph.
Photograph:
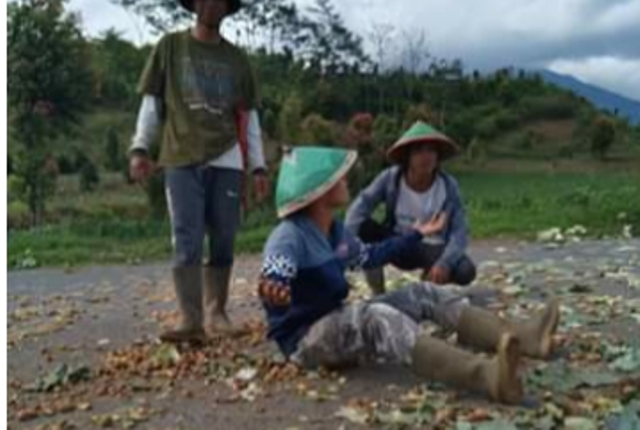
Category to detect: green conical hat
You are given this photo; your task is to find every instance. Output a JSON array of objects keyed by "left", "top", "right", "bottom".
[
  {"left": 387, "top": 121, "right": 460, "bottom": 163},
  {"left": 276, "top": 146, "right": 357, "bottom": 218}
]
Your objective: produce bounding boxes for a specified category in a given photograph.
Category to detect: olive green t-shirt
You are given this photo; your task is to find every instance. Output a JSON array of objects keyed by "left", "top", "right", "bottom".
[{"left": 139, "top": 30, "right": 259, "bottom": 167}]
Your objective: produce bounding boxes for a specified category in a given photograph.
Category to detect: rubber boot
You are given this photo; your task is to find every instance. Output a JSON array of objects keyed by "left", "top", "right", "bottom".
[
  {"left": 364, "top": 267, "right": 386, "bottom": 296},
  {"left": 411, "top": 333, "right": 523, "bottom": 404},
  {"left": 203, "top": 266, "right": 246, "bottom": 337},
  {"left": 159, "top": 267, "right": 205, "bottom": 343},
  {"left": 456, "top": 298, "right": 560, "bottom": 359}
]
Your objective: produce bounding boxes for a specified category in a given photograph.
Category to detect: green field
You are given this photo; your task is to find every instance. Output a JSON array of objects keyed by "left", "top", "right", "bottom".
[{"left": 7, "top": 161, "right": 640, "bottom": 269}]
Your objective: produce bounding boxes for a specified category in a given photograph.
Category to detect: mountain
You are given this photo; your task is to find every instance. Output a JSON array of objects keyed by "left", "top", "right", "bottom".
[{"left": 537, "top": 69, "right": 640, "bottom": 125}]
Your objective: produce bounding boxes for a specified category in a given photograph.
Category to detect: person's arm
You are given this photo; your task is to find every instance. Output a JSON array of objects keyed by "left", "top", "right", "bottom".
[
  {"left": 128, "top": 37, "right": 167, "bottom": 182},
  {"left": 236, "top": 52, "right": 270, "bottom": 200},
  {"left": 259, "top": 228, "right": 300, "bottom": 307},
  {"left": 129, "top": 95, "right": 162, "bottom": 156},
  {"left": 434, "top": 177, "right": 468, "bottom": 270},
  {"left": 343, "top": 214, "right": 447, "bottom": 270},
  {"left": 246, "top": 110, "right": 266, "bottom": 172},
  {"left": 345, "top": 168, "right": 392, "bottom": 234}
]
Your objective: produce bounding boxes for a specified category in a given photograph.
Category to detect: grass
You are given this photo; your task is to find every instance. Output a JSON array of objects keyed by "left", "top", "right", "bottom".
[
  {"left": 7, "top": 162, "right": 640, "bottom": 269},
  {"left": 457, "top": 169, "right": 640, "bottom": 238}
]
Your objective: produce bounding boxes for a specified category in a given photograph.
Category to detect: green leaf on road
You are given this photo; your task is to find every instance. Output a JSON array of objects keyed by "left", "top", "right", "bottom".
[{"left": 25, "top": 363, "right": 91, "bottom": 392}]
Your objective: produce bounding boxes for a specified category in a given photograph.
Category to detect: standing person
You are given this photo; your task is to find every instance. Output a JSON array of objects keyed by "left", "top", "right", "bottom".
[
  {"left": 128, "top": 0, "right": 268, "bottom": 342},
  {"left": 258, "top": 146, "right": 560, "bottom": 404},
  {"left": 346, "top": 121, "right": 475, "bottom": 295}
]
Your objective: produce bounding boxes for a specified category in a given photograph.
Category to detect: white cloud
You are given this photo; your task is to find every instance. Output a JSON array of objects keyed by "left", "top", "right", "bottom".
[
  {"left": 65, "top": 0, "right": 640, "bottom": 99},
  {"left": 68, "top": 0, "right": 155, "bottom": 45},
  {"left": 548, "top": 56, "right": 640, "bottom": 100},
  {"left": 331, "top": 0, "right": 640, "bottom": 98}
]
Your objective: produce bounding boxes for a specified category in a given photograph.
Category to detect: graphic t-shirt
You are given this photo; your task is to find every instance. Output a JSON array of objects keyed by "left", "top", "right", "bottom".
[
  {"left": 394, "top": 176, "right": 447, "bottom": 244},
  {"left": 139, "top": 30, "right": 259, "bottom": 167}
]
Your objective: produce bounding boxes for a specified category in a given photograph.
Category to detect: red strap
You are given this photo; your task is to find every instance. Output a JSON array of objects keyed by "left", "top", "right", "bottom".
[
  {"left": 235, "top": 109, "right": 249, "bottom": 172},
  {"left": 235, "top": 108, "right": 250, "bottom": 212}
]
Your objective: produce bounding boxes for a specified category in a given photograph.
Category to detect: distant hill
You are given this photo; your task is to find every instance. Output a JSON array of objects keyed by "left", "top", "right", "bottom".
[{"left": 537, "top": 69, "right": 640, "bottom": 125}]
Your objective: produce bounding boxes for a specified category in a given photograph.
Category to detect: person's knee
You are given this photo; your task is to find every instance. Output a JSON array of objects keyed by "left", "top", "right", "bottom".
[
  {"left": 453, "top": 258, "right": 477, "bottom": 286},
  {"left": 362, "top": 303, "right": 414, "bottom": 338},
  {"left": 172, "top": 231, "right": 203, "bottom": 267},
  {"left": 209, "top": 239, "right": 234, "bottom": 266},
  {"left": 362, "top": 303, "right": 418, "bottom": 363},
  {"left": 208, "top": 232, "right": 236, "bottom": 267},
  {"left": 173, "top": 251, "right": 202, "bottom": 267},
  {"left": 209, "top": 254, "right": 234, "bottom": 267}
]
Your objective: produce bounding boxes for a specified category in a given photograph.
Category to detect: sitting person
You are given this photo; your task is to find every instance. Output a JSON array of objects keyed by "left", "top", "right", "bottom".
[
  {"left": 258, "top": 146, "right": 560, "bottom": 404},
  {"left": 345, "top": 121, "right": 476, "bottom": 295}
]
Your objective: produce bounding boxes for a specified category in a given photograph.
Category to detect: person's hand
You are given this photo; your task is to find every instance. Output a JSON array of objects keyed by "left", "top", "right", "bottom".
[
  {"left": 413, "top": 212, "right": 447, "bottom": 236},
  {"left": 253, "top": 170, "right": 269, "bottom": 203},
  {"left": 258, "top": 277, "right": 291, "bottom": 306},
  {"left": 427, "top": 265, "right": 450, "bottom": 284},
  {"left": 129, "top": 153, "right": 153, "bottom": 183}
]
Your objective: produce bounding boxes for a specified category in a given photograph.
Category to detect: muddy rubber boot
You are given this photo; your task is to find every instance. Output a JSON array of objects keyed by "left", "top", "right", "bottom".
[
  {"left": 364, "top": 267, "right": 386, "bottom": 296},
  {"left": 457, "top": 298, "right": 560, "bottom": 359},
  {"left": 203, "top": 266, "right": 246, "bottom": 338},
  {"left": 159, "top": 267, "right": 205, "bottom": 343},
  {"left": 411, "top": 333, "right": 523, "bottom": 404}
]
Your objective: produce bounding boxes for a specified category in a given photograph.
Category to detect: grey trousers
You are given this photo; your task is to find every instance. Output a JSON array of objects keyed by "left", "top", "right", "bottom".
[
  {"left": 291, "top": 282, "right": 470, "bottom": 368},
  {"left": 165, "top": 165, "right": 243, "bottom": 268}
]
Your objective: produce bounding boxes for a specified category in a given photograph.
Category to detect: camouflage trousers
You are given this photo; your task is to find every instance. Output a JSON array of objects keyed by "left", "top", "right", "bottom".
[{"left": 291, "top": 282, "right": 470, "bottom": 369}]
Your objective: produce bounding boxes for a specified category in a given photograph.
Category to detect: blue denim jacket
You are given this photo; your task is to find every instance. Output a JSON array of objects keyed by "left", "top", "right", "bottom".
[{"left": 345, "top": 166, "right": 469, "bottom": 270}]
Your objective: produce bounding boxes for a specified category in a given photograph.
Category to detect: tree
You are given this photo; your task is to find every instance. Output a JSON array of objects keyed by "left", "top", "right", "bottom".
[
  {"left": 278, "top": 93, "right": 304, "bottom": 143},
  {"left": 8, "top": 0, "right": 92, "bottom": 226},
  {"left": 368, "top": 22, "right": 396, "bottom": 112},
  {"left": 114, "top": 0, "right": 370, "bottom": 73},
  {"left": 591, "top": 116, "right": 616, "bottom": 160},
  {"left": 105, "top": 127, "right": 122, "bottom": 171},
  {"left": 343, "top": 113, "right": 374, "bottom": 149},
  {"left": 399, "top": 30, "right": 430, "bottom": 103},
  {"left": 79, "top": 158, "right": 100, "bottom": 192},
  {"left": 373, "top": 114, "right": 399, "bottom": 150},
  {"left": 111, "top": 0, "right": 191, "bottom": 33},
  {"left": 303, "top": 0, "right": 370, "bottom": 73},
  {"left": 402, "top": 30, "right": 430, "bottom": 75},
  {"left": 368, "top": 22, "right": 396, "bottom": 72},
  {"left": 299, "top": 113, "right": 339, "bottom": 145},
  {"left": 90, "top": 29, "right": 150, "bottom": 108}
]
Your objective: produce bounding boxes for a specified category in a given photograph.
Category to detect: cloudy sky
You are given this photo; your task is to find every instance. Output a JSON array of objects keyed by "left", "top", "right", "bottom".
[{"left": 69, "top": 0, "right": 640, "bottom": 100}]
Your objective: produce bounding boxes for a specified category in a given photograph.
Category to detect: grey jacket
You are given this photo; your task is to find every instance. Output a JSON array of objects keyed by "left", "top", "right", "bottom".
[{"left": 345, "top": 166, "right": 469, "bottom": 269}]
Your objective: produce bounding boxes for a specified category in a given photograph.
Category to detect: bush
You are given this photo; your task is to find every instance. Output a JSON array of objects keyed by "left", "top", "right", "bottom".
[
  {"left": 8, "top": 174, "right": 25, "bottom": 200},
  {"left": 145, "top": 171, "right": 167, "bottom": 219},
  {"left": 373, "top": 114, "right": 399, "bottom": 150},
  {"left": 520, "top": 95, "right": 578, "bottom": 121},
  {"left": 261, "top": 108, "right": 278, "bottom": 139},
  {"left": 515, "top": 130, "right": 543, "bottom": 150},
  {"left": 278, "top": 93, "right": 303, "bottom": 143},
  {"left": 105, "top": 127, "right": 122, "bottom": 171},
  {"left": 476, "top": 117, "right": 499, "bottom": 139},
  {"left": 446, "top": 119, "right": 474, "bottom": 148},
  {"left": 402, "top": 104, "right": 437, "bottom": 130},
  {"left": 493, "top": 110, "right": 520, "bottom": 131},
  {"left": 590, "top": 116, "right": 616, "bottom": 159},
  {"left": 557, "top": 143, "right": 576, "bottom": 158},
  {"left": 57, "top": 153, "right": 77, "bottom": 174},
  {"left": 343, "top": 112, "right": 374, "bottom": 149},
  {"left": 8, "top": 200, "right": 30, "bottom": 229},
  {"left": 299, "top": 113, "right": 339, "bottom": 145},
  {"left": 79, "top": 159, "right": 100, "bottom": 192}
]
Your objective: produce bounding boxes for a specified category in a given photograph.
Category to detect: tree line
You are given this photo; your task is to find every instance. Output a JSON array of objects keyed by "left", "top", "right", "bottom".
[{"left": 8, "top": 0, "right": 632, "bottom": 227}]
